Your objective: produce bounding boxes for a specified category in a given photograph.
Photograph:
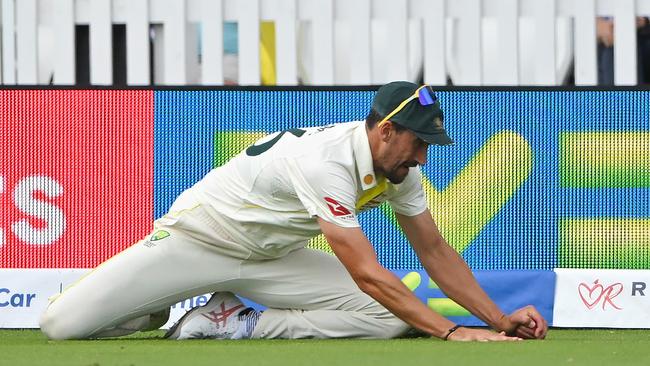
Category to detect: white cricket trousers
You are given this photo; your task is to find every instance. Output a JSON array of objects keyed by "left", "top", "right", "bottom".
[{"left": 39, "top": 207, "right": 409, "bottom": 340}]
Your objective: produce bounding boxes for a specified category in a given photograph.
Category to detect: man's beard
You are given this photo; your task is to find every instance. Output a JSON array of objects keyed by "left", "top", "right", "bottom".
[{"left": 386, "top": 167, "right": 409, "bottom": 184}]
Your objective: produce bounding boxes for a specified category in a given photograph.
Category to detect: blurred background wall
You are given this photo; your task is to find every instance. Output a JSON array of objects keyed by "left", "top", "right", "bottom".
[{"left": 2, "top": 0, "right": 650, "bottom": 86}]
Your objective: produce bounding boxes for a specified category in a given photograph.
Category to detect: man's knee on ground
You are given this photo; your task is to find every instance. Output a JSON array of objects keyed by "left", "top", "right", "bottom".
[
  {"left": 358, "top": 306, "right": 410, "bottom": 339},
  {"left": 40, "top": 305, "right": 171, "bottom": 340},
  {"left": 360, "top": 302, "right": 411, "bottom": 339},
  {"left": 374, "top": 316, "right": 411, "bottom": 339},
  {"left": 39, "top": 305, "right": 85, "bottom": 340}
]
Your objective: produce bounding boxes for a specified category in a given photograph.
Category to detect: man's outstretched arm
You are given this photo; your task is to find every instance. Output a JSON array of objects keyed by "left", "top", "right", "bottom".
[
  {"left": 317, "top": 217, "right": 522, "bottom": 341},
  {"left": 396, "top": 210, "right": 548, "bottom": 340}
]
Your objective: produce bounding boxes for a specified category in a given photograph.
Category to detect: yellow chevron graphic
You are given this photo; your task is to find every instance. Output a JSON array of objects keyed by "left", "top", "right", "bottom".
[{"left": 423, "top": 131, "right": 533, "bottom": 253}]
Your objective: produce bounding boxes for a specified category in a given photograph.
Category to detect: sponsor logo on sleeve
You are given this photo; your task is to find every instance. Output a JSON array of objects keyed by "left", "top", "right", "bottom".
[{"left": 324, "top": 197, "right": 353, "bottom": 217}]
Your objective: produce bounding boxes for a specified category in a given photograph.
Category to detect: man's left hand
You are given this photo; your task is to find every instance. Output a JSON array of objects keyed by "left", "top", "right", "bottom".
[{"left": 502, "top": 305, "right": 548, "bottom": 340}]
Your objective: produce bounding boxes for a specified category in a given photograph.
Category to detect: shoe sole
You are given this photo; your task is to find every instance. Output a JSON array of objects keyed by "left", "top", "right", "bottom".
[
  {"left": 164, "top": 292, "right": 239, "bottom": 339},
  {"left": 163, "top": 306, "right": 195, "bottom": 339}
]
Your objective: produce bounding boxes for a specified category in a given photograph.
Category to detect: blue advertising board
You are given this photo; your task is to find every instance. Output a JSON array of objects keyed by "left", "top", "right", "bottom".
[{"left": 155, "top": 90, "right": 650, "bottom": 273}]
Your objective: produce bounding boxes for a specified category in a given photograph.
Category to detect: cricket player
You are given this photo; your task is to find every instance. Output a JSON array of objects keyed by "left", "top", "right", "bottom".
[{"left": 40, "top": 81, "right": 548, "bottom": 341}]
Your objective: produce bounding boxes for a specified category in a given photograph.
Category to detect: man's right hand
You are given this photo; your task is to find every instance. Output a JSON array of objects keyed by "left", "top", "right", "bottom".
[{"left": 446, "top": 327, "right": 522, "bottom": 342}]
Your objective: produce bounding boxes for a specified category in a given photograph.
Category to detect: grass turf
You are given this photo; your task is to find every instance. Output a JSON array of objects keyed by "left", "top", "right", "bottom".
[{"left": 1, "top": 329, "right": 649, "bottom": 366}]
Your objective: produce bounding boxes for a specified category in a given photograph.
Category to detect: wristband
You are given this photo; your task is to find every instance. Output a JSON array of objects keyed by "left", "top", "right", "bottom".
[{"left": 443, "top": 325, "right": 462, "bottom": 340}]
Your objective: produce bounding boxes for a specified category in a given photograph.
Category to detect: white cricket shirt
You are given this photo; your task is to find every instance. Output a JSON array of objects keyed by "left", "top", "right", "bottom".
[{"left": 166, "top": 121, "right": 427, "bottom": 260}]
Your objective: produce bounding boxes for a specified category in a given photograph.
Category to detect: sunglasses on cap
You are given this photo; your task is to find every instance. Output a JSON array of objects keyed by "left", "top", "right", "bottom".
[{"left": 377, "top": 85, "right": 438, "bottom": 127}]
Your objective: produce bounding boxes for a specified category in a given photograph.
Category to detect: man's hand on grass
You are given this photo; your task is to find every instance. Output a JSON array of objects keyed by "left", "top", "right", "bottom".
[
  {"left": 503, "top": 305, "right": 548, "bottom": 340},
  {"left": 446, "top": 327, "right": 522, "bottom": 342}
]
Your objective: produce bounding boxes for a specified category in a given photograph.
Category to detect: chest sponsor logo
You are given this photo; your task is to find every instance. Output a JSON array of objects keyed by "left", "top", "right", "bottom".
[{"left": 324, "top": 197, "right": 352, "bottom": 217}]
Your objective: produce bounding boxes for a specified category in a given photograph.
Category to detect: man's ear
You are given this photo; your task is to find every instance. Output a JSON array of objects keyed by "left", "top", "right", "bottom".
[{"left": 380, "top": 121, "right": 392, "bottom": 142}]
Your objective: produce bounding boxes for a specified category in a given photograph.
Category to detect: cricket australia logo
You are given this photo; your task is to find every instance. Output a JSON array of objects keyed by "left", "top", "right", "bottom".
[
  {"left": 433, "top": 116, "right": 444, "bottom": 129},
  {"left": 144, "top": 230, "right": 170, "bottom": 247}
]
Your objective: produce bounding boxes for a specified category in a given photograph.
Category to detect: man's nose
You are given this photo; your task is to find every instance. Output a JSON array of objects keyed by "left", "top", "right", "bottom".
[{"left": 415, "top": 145, "right": 428, "bottom": 166}]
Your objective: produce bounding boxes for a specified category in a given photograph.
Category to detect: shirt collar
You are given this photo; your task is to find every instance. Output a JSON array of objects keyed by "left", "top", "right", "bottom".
[{"left": 352, "top": 121, "right": 378, "bottom": 190}]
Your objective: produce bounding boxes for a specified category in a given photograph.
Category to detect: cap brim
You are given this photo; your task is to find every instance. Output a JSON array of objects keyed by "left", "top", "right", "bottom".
[{"left": 415, "top": 131, "right": 454, "bottom": 146}]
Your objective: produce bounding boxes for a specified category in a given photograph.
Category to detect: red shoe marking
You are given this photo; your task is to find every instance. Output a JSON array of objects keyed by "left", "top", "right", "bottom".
[{"left": 201, "top": 302, "right": 245, "bottom": 327}]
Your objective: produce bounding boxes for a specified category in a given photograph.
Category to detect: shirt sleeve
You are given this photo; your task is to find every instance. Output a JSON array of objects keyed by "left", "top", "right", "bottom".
[
  {"left": 285, "top": 159, "right": 360, "bottom": 228},
  {"left": 387, "top": 166, "right": 428, "bottom": 216}
]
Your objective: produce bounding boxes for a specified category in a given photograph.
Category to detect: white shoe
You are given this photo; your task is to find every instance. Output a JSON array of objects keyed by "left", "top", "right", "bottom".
[{"left": 165, "top": 292, "right": 250, "bottom": 340}]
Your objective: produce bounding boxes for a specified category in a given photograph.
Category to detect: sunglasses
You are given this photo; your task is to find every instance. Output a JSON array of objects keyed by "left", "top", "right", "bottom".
[{"left": 378, "top": 85, "right": 438, "bottom": 127}]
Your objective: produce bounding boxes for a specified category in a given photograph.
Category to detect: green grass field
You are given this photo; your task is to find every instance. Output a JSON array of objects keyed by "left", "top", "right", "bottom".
[{"left": 1, "top": 329, "right": 649, "bottom": 366}]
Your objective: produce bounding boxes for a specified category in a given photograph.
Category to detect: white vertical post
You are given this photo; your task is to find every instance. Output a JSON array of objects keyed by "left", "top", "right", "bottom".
[
  {"left": 532, "top": 0, "right": 556, "bottom": 85},
  {"left": 164, "top": 0, "right": 187, "bottom": 84},
  {"left": 574, "top": 0, "right": 597, "bottom": 85},
  {"left": 152, "top": 24, "right": 164, "bottom": 84},
  {"left": 454, "top": 0, "right": 482, "bottom": 84},
  {"left": 273, "top": 0, "right": 297, "bottom": 85},
  {"left": 201, "top": 0, "right": 223, "bottom": 84},
  {"left": 1, "top": 0, "right": 15, "bottom": 84},
  {"left": 186, "top": 22, "right": 200, "bottom": 83},
  {"left": 639, "top": 0, "right": 650, "bottom": 15},
  {"left": 90, "top": 0, "right": 112, "bottom": 84},
  {"left": 311, "top": 0, "right": 334, "bottom": 84},
  {"left": 346, "top": 0, "right": 370, "bottom": 84},
  {"left": 15, "top": 0, "right": 37, "bottom": 84},
  {"left": 126, "top": 0, "right": 149, "bottom": 85},
  {"left": 53, "top": 0, "right": 75, "bottom": 84},
  {"left": 373, "top": 0, "right": 408, "bottom": 83},
  {"left": 494, "top": 0, "right": 519, "bottom": 85},
  {"left": 421, "top": 0, "right": 446, "bottom": 85},
  {"left": 614, "top": 0, "right": 636, "bottom": 85},
  {"left": 238, "top": 0, "right": 260, "bottom": 85}
]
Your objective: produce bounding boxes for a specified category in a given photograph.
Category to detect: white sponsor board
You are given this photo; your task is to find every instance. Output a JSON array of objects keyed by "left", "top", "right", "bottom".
[
  {"left": 0, "top": 269, "right": 88, "bottom": 328},
  {"left": 0, "top": 269, "right": 213, "bottom": 329},
  {"left": 554, "top": 268, "right": 650, "bottom": 328}
]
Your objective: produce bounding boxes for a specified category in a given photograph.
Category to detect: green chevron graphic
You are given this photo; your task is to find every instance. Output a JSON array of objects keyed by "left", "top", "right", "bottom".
[
  {"left": 422, "top": 131, "right": 533, "bottom": 253},
  {"left": 559, "top": 132, "right": 650, "bottom": 268},
  {"left": 560, "top": 132, "right": 650, "bottom": 188},
  {"left": 213, "top": 131, "right": 267, "bottom": 167},
  {"left": 560, "top": 219, "right": 650, "bottom": 268},
  {"left": 400, "top": 271, "right": 470, "bottom": 317}
]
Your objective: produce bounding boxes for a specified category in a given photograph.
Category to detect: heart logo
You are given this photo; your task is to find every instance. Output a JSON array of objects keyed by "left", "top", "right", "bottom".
[
  {"left": 578, "top": 280, "right": 604, "bottom": 309},
  {"left": 578, "top": 279, "right": 624, "bottom": 310}
]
